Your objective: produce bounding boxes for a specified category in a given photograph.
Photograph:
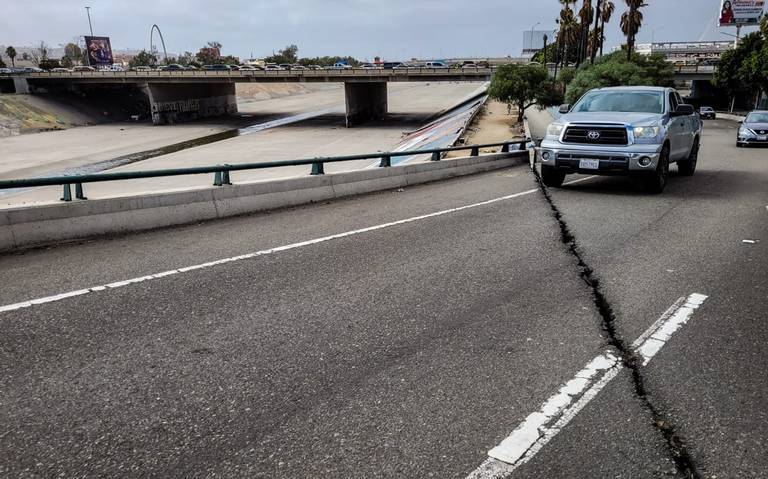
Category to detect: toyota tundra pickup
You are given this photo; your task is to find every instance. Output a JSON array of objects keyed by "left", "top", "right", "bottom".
[{"left": 537, "top": 86, "right": 702, "bottom": 193}]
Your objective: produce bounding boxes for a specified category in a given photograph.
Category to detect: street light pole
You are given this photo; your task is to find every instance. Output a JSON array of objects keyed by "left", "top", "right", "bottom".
[
  {"left": 85, "top": 6, "right": 94, "bottom": 36},
  {"left": 530, "top": 22, "right": 541, "bottom": 58}
]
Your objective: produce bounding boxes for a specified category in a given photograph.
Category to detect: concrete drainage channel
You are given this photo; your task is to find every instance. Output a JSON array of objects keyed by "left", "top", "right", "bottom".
[{"left": 530, "top": 166, "right": 701, "bottom": 478}]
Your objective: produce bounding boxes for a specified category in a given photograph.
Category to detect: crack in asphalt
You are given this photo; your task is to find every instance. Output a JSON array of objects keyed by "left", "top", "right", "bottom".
[{"left": 530, "top": 167, "right": 701, "bottom": 479}]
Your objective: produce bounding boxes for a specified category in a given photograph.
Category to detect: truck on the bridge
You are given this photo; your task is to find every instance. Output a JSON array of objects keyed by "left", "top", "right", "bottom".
[{"left": 537, "top": 86, "right": 702, "bottom": 193}]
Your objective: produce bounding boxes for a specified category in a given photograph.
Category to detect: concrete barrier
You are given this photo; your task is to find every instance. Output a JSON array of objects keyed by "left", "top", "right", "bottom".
[{"left": 0, "top": 151, "right": 527, "bottom": 252}]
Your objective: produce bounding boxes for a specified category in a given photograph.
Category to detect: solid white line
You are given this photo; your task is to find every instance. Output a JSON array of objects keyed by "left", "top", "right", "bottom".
[
  {"left": 467, "top": 293, "right": 708, "bottom": 479},
  {"left": 0, "top": 178, "right": 590, "bottom": 315}
]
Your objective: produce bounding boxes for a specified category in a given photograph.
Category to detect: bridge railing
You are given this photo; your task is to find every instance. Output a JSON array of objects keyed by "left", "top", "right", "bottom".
[
  {"left": 0, "top": 67, "right": 497, "bottom": 79},
  {"left": 0, "top": 140, "right": 526, "bottom": 202}
]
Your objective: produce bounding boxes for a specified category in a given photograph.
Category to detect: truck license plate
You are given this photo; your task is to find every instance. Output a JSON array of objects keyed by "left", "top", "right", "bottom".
[{"left": 578, "top": 159, "right": 600, "bottom": 170}]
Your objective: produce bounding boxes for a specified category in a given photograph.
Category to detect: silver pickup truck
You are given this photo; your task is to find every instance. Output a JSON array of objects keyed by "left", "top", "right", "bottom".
[{"left": 537, "top": 86, "right": 702, "bottom": 193}]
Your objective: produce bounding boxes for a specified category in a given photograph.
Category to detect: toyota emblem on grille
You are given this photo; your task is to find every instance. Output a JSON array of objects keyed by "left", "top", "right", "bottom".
[{"left": 587, "top": 130, "right": 601, "bottom": 140}]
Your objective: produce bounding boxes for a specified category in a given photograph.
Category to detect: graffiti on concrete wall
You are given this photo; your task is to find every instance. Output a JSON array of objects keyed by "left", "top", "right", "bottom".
[{"left": 152, "top": 99, "right": 201, "bottom": 114}]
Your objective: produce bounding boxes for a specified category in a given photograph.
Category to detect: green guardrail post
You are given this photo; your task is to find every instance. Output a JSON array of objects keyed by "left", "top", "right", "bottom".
[
  {"left": 61, "top": 184, "right": 72, "bottom": 202},
  {"left": 519, "top": 141, "right": 528, "bottom": 151},
  {"left": 379, "top": 155, "right": 391, "bottom": 168},
  {"left": 75, "top": 182, "right": 87, "bottom": 200},
  {"left": 222, "top": 169, "right": 232, "bottom": 185},
  {"left": 470, "top": 146, "right": 479, "bottom": 156},
  {"left": 310, "top": 162, "right": 325, "bottom": 175},
  {"left": 501, "top": 143, "right": 510, "bottom": 153},
  {"left": 213, "top": 171, "right": 223, "bottom": 186},
  {"left": 431, "top": 151, "right": 441, "bottom": 161}
]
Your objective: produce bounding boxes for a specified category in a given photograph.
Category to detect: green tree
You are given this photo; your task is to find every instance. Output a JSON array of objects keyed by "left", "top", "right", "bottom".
[
  {"left": 564, "top": 51, "right": 673, "bottom": 103},
  {"left": 63, "top": 43, "right": 82, "bottom": 66},
  {"left": 620, "top": 0, "right": 645, "bottom": 61},
  {"left": 489, "top": 64, "right": 555, "bottom": 121},
  {"left": 5, "top": 46, "right": 16, "bottom": 67},
  {"left": 264, "top": 44, "right": 300, "bottom": 65},
  {"left": 714, "top": 32, "right": 767, "bottom": 109},
  {"left": 129, "top": 50, "right": 158, "bottom": 68}
]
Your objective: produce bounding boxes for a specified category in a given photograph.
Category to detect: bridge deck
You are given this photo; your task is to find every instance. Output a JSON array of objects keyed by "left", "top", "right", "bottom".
[{"left": 2, "top": 68, "right": 495, "bottom": 84}]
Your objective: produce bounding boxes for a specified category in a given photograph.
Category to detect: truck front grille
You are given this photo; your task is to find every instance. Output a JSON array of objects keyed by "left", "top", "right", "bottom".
[{"left": 563, "top": 126, "right": 628, "bottom": 145}]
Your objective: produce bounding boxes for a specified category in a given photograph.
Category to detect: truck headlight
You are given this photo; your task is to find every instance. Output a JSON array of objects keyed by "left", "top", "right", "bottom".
[
  {"left": 546, "top": 123, "right": 565, "bottom": 138},
  {"left": 633, "top": 126, "right": 661, "bottom": 139}
]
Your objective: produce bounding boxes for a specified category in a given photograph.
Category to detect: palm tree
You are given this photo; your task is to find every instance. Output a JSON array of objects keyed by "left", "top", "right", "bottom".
[
  {"left": 621, "top": 0, "right": 645, "bottom": 61},
  {"left": 599, "top": 1, "right": 616, "bottom": 56},
  {"left": 587, "top": 28, "right": 603, "bottom": 60},
  {"left": 590, "top": 1, "right": 602, "bottom": 63},
  {"left": 5, "top": 46, "right": 16, "bottom": 67},
  {"left": 559, "top": 7, "right": 580, "bottom": 68},
  {"left": 577, "top": 1, "right": 594, "bottom": 65}
]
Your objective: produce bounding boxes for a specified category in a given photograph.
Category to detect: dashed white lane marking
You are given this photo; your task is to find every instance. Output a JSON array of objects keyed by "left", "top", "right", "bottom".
[
  {"left": 467, "top": 293, "right": 708, "bottom": 479},
  {"left": 0, "top": 176, "right": 594, "bottom": 314}
]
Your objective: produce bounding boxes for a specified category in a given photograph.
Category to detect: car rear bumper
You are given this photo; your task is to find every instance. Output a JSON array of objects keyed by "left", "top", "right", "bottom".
[{"left": 537, "top": 141, "right": 662, "bottom": 175}]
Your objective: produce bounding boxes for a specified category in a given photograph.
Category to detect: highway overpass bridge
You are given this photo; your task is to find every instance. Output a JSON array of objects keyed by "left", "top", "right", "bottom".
[{"left": 0, "top": 68, "right": 494, "bottom": 126}]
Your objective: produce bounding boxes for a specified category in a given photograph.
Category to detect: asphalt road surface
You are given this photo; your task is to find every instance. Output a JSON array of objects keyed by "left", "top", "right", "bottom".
[{"left": 1, "top": 119, "right": 766, "bottom": 478}]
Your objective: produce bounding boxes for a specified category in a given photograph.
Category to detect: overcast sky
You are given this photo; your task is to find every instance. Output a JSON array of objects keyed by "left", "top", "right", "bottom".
[{"left": 0, "top": 0, "right": 761, "bottom": 60}]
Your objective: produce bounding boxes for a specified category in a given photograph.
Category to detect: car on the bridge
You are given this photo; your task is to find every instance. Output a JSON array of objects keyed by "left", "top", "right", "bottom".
[
  {"left": 699, "top": 106, "right": 716, "bottom": 119},
  {"left": 263, "top": 63, "right": 283, "bottom": 71},
  {"left": 360, "top": 63, "right": 382, "bottom": 69},
  {"left": 0, "top": 68, "right": 12, "bottom": 74},
  {"left": 239, "top": 65, "right": 262, "bottom": 71},
  {"left": 50, "top": 67, "right": 71, "bottom": 73},
  {"left": 72, "top": 66, "right": 96, "bottom": 72},
  {"left": 159, "top": 64, "right": 185, "bottom": 71},
  {"left": 425, "top": 61, "right": 448, "bottom": 68},
  {"left": 538, "top": 86, "right": 702, "bottom": 193},
  {"left": 278, "top": 63, "right": 293, "bottom": 70},
  {"left": 203, "top": 64, "right": 230, "bottom": 71},
  {"left": 737, "top": 110, "right": 768, "bottom": 147},
  {"left": 308, "top": 64, "right": 323, "bottom": 70}
]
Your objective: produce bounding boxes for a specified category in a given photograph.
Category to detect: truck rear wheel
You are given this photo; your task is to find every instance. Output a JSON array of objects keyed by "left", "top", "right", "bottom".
[{"left": 541, "top": 166, "right": 566, "bottom": 188}]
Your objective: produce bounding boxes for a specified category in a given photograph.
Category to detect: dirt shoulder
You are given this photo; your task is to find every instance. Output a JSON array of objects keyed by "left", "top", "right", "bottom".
[{"left": 446, "top": 100, "right": 524, "bottom": 158}]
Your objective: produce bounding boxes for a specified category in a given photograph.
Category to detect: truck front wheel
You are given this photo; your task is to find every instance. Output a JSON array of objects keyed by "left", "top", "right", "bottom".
[
  {"left": 643, "top": 145, "right": 670, "bottom": 194},
  {"left": 541, "top": 166, "right": 566, "bottom": 188}
]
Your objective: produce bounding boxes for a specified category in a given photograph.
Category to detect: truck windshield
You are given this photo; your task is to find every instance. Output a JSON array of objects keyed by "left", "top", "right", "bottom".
[{"left": 572, "top": 91, "right": 665, "bottom": 114}]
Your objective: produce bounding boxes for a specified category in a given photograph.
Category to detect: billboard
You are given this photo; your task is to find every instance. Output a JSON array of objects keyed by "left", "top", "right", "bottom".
[
  {"left": 84, "top": 36, "right": 114, "bottom": 66},
  {"left": 719, "top": 0, "right": 765, "bottom": 26}
]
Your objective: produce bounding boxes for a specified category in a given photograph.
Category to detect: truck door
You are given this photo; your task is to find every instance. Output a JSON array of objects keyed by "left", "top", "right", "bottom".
[{"left": 667, "top": 92, "right": 683, "bottom": 159}]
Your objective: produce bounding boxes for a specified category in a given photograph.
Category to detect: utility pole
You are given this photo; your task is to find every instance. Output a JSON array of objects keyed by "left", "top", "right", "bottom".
[{"left": 85, "top": 6, "right": 94, "bottom": 36}]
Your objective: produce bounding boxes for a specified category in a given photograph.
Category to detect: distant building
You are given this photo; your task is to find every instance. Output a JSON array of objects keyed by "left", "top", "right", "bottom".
[
  {"left": 621, "top": 41, "right": 733, "bottom": 65},
  {"left": 522, "top": 30, "right": 557, "bottom": 58}
]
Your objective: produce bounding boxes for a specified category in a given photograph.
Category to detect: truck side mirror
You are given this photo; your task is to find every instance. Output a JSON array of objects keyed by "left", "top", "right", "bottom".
[
  {"left": 558, "top": 104, "right": 571, "bottom": 114},
  {"left": 672, "top": 104, "right": 695, "bottom": 117}
]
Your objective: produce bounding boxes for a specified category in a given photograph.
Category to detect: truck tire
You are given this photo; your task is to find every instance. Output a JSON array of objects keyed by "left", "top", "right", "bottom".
[
  {"left": 644, "top": 145, "right": 669, "bottom": 194},
  {"left": 677, "top": 138, "right": 699, "bottom": 176},
  {"left": 541, "top": 166, "right": 566, "bottom": 188}
]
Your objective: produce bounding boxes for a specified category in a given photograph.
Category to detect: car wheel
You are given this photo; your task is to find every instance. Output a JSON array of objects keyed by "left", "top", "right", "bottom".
[
  {"left": 678, "top": 138, "right": 699, "bottom": 176},
  {"left": 541, "top": 165, "right": 566, "bottom": 188},
  {"left": 644, "top": 145, "right": 669, "bottom": 194}
]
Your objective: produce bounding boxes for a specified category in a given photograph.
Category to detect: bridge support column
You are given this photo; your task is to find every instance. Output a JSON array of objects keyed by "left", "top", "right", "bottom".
[
  {"left": 12, "top": 77, "right": 30, "bottom": 94},
  {"left": 344, "top": 82, "right": 387, "bottom": 127},
  {"left": 147, "top": 83, "right": 237, "bottom": 125}
]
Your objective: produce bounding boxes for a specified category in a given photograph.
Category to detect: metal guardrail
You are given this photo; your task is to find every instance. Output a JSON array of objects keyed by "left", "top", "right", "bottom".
[{"left": 0, "top": 140, "right": 527, "bottom": 202}]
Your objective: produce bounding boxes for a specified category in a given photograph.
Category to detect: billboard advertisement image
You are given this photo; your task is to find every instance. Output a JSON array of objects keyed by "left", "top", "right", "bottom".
[
  {"left": 719, "top": 0, "right": 765, "bottom": 26},
  {"left": 84, "top": 36, "right": 114, "bottom": 66}
]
